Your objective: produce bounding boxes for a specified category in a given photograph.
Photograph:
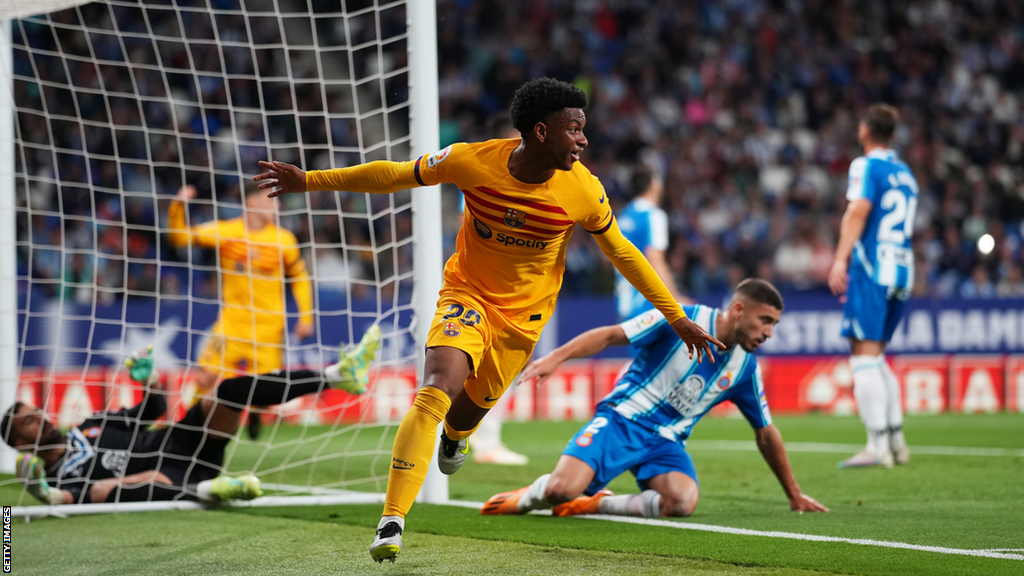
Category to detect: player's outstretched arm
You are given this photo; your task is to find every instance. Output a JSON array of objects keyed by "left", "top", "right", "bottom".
[
  {"left": 519, "top": 326, "right": 628, "bottom": 387},
  {"left": 114, "top": 346, "right": 167, "bottom": 424},
  {"left": 754, "top": 425, "right": 828, "bottom": 513},
  {"left": 167, "top": 185, "right": 220, "bottom": 249},
  {"left": 255, "top": 160, "right": 306, "bottom": 197},
  {"left": 591, "top": 221, "right": 724, "bottom": 363},
  {"left": 255, "top": 158, "right": 424, "bottom": 198},
  {"left": 17, "top": 454, "right": 71, "bottom": 505}
]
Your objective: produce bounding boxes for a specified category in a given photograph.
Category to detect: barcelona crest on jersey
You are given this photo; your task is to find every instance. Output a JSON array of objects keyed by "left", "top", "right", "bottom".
[
  {"left": 503, "top": 208, "right": 526, "bottom": 229},
  {"left": 443, "top": 321, "right": 461, "bottom": 337}
]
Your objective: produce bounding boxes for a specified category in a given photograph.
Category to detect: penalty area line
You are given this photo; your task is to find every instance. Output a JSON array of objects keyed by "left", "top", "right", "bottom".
[{"left": 448, "top": 499, "right": 1024, "bottom": 561}]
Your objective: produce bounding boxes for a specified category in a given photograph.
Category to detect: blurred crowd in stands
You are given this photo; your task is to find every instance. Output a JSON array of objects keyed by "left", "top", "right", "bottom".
[{"left": 15, "top": 0, "right": 1024, "bottom": 303}]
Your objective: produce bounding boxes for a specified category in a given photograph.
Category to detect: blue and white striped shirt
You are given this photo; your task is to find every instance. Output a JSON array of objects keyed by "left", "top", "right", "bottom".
[
  {"left": 601, "top": 304, "right": 772, "bottom": 444},
  {"left": 615, "top": 197, "right": 670, "bottom": 321},
  {"left": 846, "top": 148, "right": 919, "bottom": 292}
]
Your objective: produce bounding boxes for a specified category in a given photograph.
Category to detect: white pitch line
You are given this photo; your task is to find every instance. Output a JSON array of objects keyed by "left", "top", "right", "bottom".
[
  {"left": 451, "top": 499, "right": 1024, "bottom": 562},
  {"left": 687, "top": 440, "right": 1024, "bottom": 457}
]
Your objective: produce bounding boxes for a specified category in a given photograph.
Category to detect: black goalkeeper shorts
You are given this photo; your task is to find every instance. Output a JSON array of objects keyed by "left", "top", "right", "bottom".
[{"left": 156, "top": 403, "right": 230, "bottom": 486}]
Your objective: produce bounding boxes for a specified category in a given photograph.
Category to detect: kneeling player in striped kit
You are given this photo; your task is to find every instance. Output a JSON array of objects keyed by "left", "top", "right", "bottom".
[{"left": 482, "top": 280, "right": 827, "bottom": 518}]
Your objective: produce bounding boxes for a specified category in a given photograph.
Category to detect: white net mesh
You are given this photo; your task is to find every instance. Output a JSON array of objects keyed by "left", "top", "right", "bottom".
[{"left": 6, "top": 0, "right": 422, "bottom": 505}]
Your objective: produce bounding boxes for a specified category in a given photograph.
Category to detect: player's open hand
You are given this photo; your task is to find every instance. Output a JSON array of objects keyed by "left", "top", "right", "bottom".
[
  {"left": 254, "top": 160, "right": 306, "bottom": 197},
  {"left": 176, "top": 185, "right": 197, "bottom": 200},
  {"left": 828, "top": 260, "right": 848, "bottom": 299},
  {"left": 670, "top": 316, "right": 725, "bottom": 364},
  {"left": 125, "top": 345, "right": 162, "bottom": 389},
  {"left": 517, "top": 353, "right": 562, "bottom": 388},
  {"left": 790, "top": 493, "right": 828, "bottom": 513},
  {"left": 293, "top": 320, "right": 315, "bottom": 342}
]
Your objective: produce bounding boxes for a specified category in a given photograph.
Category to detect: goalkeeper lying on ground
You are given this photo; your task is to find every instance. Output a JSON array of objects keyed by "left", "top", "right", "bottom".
[{"left": 1, "top": 327, "right": 379, "bottom": 506}]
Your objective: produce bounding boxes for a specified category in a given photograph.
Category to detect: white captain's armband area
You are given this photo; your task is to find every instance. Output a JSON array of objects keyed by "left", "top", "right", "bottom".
[{"left": 846, "top": 157, "right": 869, "bottom": 201}]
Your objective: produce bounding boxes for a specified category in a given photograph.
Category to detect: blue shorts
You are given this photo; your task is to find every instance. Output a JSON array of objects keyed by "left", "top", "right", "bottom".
[
  {"left": 562, "top": 407, "right": 697, "bottom": 497},
  {"left": 841, "top": 275, "right": 908, "bottom": 343}
]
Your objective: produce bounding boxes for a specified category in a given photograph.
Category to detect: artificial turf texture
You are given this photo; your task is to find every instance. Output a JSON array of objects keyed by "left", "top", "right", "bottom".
[{"left": 4, "top": 414, "right": 1023, "bottom": 575}]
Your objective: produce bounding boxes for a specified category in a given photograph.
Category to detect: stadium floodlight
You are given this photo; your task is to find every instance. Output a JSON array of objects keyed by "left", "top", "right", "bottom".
[{"left": 0, "top": 0, "right": 445, "bottom": 512}]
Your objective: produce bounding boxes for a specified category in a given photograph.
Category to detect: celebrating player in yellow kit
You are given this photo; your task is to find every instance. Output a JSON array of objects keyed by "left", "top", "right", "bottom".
[
  {"left": 168, "top": 184, "right": 316, "bottom": 438},
  {"left": 254, "top": 78, "right": 724, "bottom": 563}
]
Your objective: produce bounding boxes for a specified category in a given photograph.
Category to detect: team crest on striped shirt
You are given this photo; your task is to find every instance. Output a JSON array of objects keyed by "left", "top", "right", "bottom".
[{"left": 503, "top": 208, "right": 526, "bottom": 229}]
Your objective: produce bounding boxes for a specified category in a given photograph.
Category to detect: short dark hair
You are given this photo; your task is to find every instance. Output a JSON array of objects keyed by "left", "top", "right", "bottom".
[
  {"left": 629, "top": 165, "right": 656, "bottom": 199},
  {"left": 734, "top": 278, "right": 784, "bottom": 311},
  {"left": 1, "top": 401, "right": 25, "bottom": 447},
  {"left": 485, "top": 113, "right": 515, "bottom": 139},
  {"left": 862, "top": 103, "right": 899, "bottom": 143},
  {"left": 509, "top": 78, "right": 588, "bottom": 135}
]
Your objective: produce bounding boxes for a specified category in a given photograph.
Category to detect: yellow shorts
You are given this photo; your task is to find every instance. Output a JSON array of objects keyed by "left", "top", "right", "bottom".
[
  {"left": 197, "top": 328, "right": 283, "bottom": 377},
  {"left": 425, "top": 290, "right": 541, "bottom": 409}
]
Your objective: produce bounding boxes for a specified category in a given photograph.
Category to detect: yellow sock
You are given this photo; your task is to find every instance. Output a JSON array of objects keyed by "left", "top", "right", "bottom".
[
  {"left": 443, "top": 418, "right": 481, "bottom": 442},
  {"left": 382, "top": 387, "right": 452, "bottom": 517}
]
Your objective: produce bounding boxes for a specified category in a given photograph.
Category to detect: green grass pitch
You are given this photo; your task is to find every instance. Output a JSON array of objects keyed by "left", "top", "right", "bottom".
[{"left": 3, "top": 414, "right": 1022, "bottom": 575}]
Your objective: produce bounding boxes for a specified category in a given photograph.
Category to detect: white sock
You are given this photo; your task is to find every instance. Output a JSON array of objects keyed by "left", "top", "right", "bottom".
[
  {"left": 880, "top": 361, "right": 906, "bottom": 450},
  {"left": 517, "top": 474, "right": 551, "bottom": 512},
  {"left": 377, "top": 515, "right": 404, "bottom": 531},
  {"left": 850, "top": 354, "right": 890, "bottom": 457},
  {"left": 324, "top": 363, "right": 345, "bottom": 386},
  {"left": 196, "top": 479, "right": 214, "bottom": 501},
  {"left": 597, "top": 490, "right": 661, "bottom": 517}
]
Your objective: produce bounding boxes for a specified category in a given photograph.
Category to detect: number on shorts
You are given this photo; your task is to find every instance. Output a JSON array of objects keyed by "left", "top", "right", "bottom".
[{"left": 443, "top": 303, "right": 482, "bottom": 327}]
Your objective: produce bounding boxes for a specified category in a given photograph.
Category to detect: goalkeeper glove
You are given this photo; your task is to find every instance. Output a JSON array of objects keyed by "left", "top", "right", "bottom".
[
  {"left": 125, "top": 345, "right": 161, "bottom": 388},
  {"left": 17, "top": 454, "right": 63, "bottom": 506}
]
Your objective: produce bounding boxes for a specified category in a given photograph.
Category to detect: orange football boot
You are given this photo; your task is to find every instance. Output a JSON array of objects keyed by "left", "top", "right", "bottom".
[
  {"left": 551, "top": 489, "right": 614, "bottom": 517},
  {"left": 480, "top": 486, "right": 529, "bottom": 515}
]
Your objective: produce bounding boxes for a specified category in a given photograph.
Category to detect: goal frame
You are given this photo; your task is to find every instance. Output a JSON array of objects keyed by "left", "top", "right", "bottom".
[{"left": 0, "top": 0, "right": 445, "bottom": 507}]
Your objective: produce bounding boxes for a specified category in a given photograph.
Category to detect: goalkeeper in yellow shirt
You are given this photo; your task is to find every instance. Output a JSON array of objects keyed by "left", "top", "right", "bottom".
[
  {"left": 168, "top": 185, "right": 315, "bottom": 438},
  {"left": 254, "top": 77, "right": 724, "bottom": 563}
]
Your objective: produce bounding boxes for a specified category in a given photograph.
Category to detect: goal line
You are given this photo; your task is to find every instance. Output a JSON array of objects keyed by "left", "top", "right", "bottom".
[{"left": 13, "top": 495, "right": 1022, "bottom": 562}]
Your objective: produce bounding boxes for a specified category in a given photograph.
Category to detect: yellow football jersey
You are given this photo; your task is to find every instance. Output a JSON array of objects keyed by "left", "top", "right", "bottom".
[
  {"left": 306, "top": 138, "right": 685, "bottom": 327},
  {"left": 167, "top": 201, "right": 313, "bottom": 343},
  {"left": 415, "top": 139, "right": 611, "bottom": 324}
]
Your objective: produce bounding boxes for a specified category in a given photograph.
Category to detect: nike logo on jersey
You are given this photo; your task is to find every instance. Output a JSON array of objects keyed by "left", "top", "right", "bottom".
[
  {"left": 484, "top": 395, "right": 498, "bottom": 402},
  {"left": 599, "top": 189, "right": 606, "bottom": 204}
]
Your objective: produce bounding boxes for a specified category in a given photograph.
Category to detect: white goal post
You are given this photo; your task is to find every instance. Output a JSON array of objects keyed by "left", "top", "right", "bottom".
[{"left": 0, "top": 0, "right": 445, "bottom": 511}]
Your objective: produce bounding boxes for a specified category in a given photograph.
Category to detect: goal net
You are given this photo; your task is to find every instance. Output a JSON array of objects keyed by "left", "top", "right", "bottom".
[{"left": 2, "top": 0, "right": 441, "bottom": 512}]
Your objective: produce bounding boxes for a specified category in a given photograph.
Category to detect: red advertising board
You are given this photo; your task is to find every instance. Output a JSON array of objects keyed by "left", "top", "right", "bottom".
[
  {"left": 11, "top": 354, "right": 1023, "bottom": 427},
  {"left": 1005, "top": 356, "right": 1024, "bottom": 414},
  {"left": 949, "top": 356, "right": 1005, "bottom": 413},
  {"left": 758, "top": 357, "right": 854, "bottom": 415},
  {"left": 535, "top": 361, "right": 595, "bottom": 421},
  {"left": 891, "top": 355, "right": 949, "bottom": 415}
]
